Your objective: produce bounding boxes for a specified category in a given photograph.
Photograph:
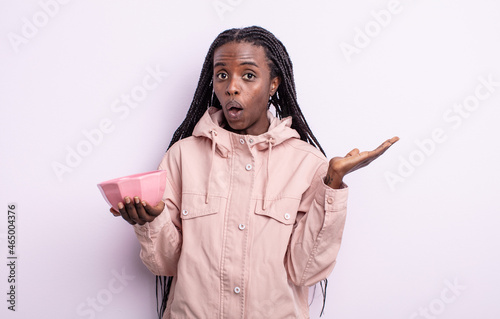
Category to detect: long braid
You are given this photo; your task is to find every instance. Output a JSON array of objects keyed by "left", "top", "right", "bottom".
[
  {"left": 158, "top": 26, "right": 329, "bottom": 319},
  {"left": 167, "top": 30, "right": 235, "bottom": 149}
]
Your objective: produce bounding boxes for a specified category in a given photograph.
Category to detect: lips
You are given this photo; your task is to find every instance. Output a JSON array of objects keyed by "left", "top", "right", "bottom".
[
  {"left": 225, "top": 100, "right": 243, "bottom": 120},
  {"left": 226, "top": 100, "right": 243, "bottom": 110}
]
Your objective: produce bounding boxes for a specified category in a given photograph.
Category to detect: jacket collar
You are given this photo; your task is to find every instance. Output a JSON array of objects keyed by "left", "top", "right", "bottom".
[
  {"left": 192, "top": 106, "right": 300, "bottom": 154},
  {"left": 192, "top": 107, "right": 300, "bottom": 209}
]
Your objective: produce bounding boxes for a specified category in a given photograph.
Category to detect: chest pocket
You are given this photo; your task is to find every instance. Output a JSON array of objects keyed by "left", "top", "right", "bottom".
[
  {"left": 254, "top": 198, "right": 300, "bottom": 225},
  {"left": 180, "top": 193, "right": 221, "bottom": 220}
]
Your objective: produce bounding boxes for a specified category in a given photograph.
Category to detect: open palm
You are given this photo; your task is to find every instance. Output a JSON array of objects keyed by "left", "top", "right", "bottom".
[{"left": 325, "top": 136, "right": 399, "bottom": 189}]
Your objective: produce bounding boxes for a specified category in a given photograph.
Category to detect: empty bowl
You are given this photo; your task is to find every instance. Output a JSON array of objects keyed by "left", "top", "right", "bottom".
[{"left": 97, "top": 170, "right": 167, "bottom": 211}]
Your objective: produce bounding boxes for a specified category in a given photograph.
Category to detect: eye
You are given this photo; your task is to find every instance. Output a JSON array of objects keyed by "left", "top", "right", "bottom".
[
  {"left": 216, "top": 72, "right": 228, "bottom": 80},
  {"left": 243, "top": 73, "right": 255, "bottom": 80}
]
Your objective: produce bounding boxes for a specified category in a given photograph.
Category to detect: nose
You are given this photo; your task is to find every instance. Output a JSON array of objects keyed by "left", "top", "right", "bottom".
[{"left": 226, "top": 77, "right": 239, "bottom": 96}]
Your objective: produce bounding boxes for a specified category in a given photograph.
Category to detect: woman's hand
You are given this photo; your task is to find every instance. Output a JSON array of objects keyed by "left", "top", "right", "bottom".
[
  {"left": 110, "top": 196, "right": 165, "bottom": 225},
  {"left": 325, "top": 136, "right": 399, "bottom": 189}
]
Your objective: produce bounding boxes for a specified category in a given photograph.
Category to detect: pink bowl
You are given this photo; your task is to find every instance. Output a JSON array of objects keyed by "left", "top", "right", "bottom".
[{"left": 97, "top": 170, "right": 167, "bottom": 211}]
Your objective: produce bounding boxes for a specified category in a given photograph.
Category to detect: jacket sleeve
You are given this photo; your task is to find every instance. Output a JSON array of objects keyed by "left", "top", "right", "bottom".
[
  {"left": 132, "top": 150, "right": 183, "bottom": 277},
  {"left": 285, "top": 164, "right": 348, "bottom": 287}
]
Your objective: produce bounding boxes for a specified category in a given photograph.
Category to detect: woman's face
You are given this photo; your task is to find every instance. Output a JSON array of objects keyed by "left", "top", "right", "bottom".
[{"left": 213, "top": 41, "right": 280, "bottom": 136}]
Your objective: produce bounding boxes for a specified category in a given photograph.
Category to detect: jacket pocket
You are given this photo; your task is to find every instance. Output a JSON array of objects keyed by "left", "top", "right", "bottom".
[
  {"left": 254, "top": 198, "right": 300, "bottom": 225},
  {"left": 180, "top": 193, "right": 221, "bottom": 220}
]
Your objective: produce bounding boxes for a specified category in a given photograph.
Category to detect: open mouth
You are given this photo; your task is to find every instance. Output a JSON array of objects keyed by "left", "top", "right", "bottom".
[{"left": 226, "top": 101, "right": 243, "bottom": 119}]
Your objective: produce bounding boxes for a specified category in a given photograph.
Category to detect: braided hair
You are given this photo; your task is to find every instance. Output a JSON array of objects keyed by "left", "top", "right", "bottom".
[
  {"left": 158, "top": 26, "right": 328, "bottom": 318},
  {"left": 167, "top": 25, "right": 325, "bottom": 155}
]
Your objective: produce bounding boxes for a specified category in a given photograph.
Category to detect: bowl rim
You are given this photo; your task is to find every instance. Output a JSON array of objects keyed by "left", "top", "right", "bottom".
[{"left": 97, "top": 170, "right": 166, "bottom": 186}]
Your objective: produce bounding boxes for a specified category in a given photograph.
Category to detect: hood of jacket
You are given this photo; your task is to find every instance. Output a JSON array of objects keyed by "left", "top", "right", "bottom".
[
  {"left": 191, "top": 106, "right": 301, "bottom": 208},
  {"left": 192, "top": 106, "right": 300, "bottom": 153}
]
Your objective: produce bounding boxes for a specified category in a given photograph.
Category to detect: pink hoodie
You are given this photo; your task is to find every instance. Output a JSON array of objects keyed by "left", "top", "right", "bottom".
[{"left": 133, "top": 107, "right": 348, "bottom": 318}]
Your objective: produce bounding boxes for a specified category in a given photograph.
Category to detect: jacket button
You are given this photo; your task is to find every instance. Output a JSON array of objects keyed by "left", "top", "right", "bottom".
[
  {"left": 239, "top": 138, "right": 245, "bottom": 144},
  {"left": 182, "top": 210, "right": 188, "bottom": 216},
  {"left": 249, "top": 138, "right": 254, "bottom": 143},
  {"left": 238, "top": 224, "right": 246, "bottom": 230},
  {"left": 245, "top": 164, "right": 252, "bottom": 171},
  {"left": 327, "top": 197, "right": 334, "bottom": 204},
  {"left": 284, "top": 213, "right": 290, "bottom": 220},
  {"left": 234, "top": 287, "right": 241, "bottom": 294}
]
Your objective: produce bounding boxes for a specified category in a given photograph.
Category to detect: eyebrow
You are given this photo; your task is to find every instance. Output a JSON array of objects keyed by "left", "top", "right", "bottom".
[{"left": 213, "top": 61, "right": 259, "bottom": 68}]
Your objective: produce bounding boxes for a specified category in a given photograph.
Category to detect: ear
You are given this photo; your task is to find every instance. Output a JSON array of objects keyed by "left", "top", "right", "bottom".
[{"left": 270, "top": 76, "right": 281, "bottom": 96}]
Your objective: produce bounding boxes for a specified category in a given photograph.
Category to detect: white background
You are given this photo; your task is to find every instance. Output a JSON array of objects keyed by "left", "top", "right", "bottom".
[{"left": 1, "top": 0, "right": 499, "bottom": 318}]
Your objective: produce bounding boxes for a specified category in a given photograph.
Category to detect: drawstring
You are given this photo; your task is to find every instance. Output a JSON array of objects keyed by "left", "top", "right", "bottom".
[
  {"left": 206, "top": 129, "right": 217, "bottom": 204},
  {"left": 262, "top": 138, "right": 274, "bottom": 210}
]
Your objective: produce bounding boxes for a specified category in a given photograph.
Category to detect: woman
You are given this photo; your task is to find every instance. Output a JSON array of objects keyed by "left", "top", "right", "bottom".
[{"left": 111, "top": 26, "right": 398, "bottom": 318}]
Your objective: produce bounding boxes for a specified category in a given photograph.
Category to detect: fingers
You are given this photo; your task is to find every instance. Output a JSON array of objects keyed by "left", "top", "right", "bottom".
[
  {"left": 143, "top": 200, "right": 165, "bottom": 217},
  {"left": 118, "top": 198, "right": 136, "bottom": 225},
  {"left": 364, "top": 136, "right": 399, "bottom": 160},
  {"left": 134, "top": 196, "right": 159, "bottom": 224},
  {"left": 129, "top": 196, "right": 157, "bottom": 225},
  {"left": 116, "top": 196, "right": 161, "bottom": 225},
  {"left": 338, "top": 136, "right": 399, "bottom": 175},
  {"left": 110, "top": 207, "right": 121, "bottom": 217},
  {"left": 375, "top": 136, "right": 399, "bottom": 153},
  {"left": 389, "top": 136, "right": 400, "bottom": 144},
  {"left": 346, "top": 148, "right": 360, "bottom": 157}
]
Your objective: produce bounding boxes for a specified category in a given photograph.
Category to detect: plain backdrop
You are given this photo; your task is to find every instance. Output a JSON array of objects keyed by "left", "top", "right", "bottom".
[{"left": 1, "top": 0, "right": 499, "bottom": 318}]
